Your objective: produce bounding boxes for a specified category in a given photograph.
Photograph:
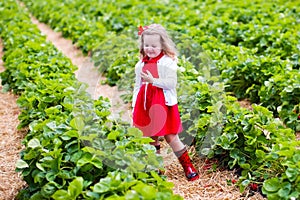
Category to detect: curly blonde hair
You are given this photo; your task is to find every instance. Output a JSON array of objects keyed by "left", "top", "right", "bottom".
[{"left": 139, "top": 24, "right": 178, "bottom": 60}]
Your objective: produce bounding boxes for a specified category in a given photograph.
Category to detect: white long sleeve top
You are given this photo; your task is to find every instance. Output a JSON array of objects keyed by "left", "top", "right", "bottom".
[{"left": 132, "top": 55, "right": 178, "bottom": 108}]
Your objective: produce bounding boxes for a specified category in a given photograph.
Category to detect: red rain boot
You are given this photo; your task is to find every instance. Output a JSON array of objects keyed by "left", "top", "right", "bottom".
[{"left": 176, "top": 148, "right": 199, "bottom": 181}]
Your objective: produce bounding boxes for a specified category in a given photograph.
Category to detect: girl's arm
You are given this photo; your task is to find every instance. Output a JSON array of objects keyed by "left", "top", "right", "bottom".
[
  {"left": 152, "top": 60, "right": 177, "bottom": 90},
  {"left": 132, "top": 61, "right": 142, "bottom": 107}
]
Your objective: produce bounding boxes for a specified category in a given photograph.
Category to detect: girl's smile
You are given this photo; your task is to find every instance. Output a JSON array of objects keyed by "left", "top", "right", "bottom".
[{"left": 143, "top": 34, "right": 162, "bottom": 58}]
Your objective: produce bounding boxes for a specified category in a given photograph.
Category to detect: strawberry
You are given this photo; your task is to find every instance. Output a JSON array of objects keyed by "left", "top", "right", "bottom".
[
  {"left": 202, "top": 164, "right": 212, "bottom": 170},
  {"left": 250, "top": 183, "right": 258, "bottom": 191}
]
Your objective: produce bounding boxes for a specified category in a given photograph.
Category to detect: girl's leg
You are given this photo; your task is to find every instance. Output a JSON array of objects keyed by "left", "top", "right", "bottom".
[
  {"left": 150, "top": 136, "right": 161, "bottom": 154},
  {"left": 164, "top": 134, "right": 185, "bottom": 152},
  {"left": 164, "top": 134, "right": 199, "bottom": 181}
]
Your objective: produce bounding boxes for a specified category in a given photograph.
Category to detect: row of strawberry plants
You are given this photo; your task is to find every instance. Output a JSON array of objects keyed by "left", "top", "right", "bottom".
[
  {"left": 21, "top": 0, "right": 300, "bottom": 131},
  {"left": 181, "top": 0, "right": 300, "bottom": 130},
  {"left": 0, "top": 1, "right": 182, "bottom": 199},
  {"left": 205, "top": 39, "right": 300, "bottom": 131},
  {"left": 176, "top": 61, "right": 300, "bottom": 199},
  {"left": 15, "top": 0, "right": 300, "bottom": 198}
]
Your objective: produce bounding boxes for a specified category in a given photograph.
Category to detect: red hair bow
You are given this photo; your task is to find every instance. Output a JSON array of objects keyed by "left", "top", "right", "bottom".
[{"left": 138, "top": 25, "right": 149, "bottom": 35}]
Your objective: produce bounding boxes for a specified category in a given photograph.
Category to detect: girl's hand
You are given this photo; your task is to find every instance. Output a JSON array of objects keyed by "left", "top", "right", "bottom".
[{"left": 141, "top": 70, "right": 154, "bottom": 83}]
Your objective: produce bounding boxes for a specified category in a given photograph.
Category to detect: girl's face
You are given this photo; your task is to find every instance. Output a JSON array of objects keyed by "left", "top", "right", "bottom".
[{"left": 143, "top": 34, "right": 162, "bottom": 58}]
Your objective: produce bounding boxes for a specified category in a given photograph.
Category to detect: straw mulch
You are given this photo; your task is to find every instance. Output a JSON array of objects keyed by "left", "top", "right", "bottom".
[
  {"left": 160, "top": 142, "right": 266, "bottom": 200},
  {"left": 0, "top": 87, "right": 27, "bottom": 200}
]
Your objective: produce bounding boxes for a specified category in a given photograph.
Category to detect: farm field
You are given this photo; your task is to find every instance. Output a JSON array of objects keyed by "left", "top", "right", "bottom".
[
  {"left": 0, "top": 12, "right": 264, "bottom": 200},
  {"left": 0, "top": 0, "right": 299, "bottom": 200}
]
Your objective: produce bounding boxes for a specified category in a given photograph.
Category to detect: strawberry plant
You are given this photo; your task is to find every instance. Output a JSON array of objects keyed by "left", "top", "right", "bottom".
[
  {"left": 91, "top": 33, "right": 138, "bottom": 86},
  {"left": 259, "top": 70, "right": 300, "bottom": 131}
]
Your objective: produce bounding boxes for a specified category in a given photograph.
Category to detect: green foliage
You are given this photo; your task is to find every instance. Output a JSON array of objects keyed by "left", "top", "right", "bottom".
[
  {"left": 260, "top": 70, "right": 300, "bottom": 131},
  {"left": 1, "top": 0, "right": 300, "bottom": 199},
  {"left": 0, "top": 1, "right": 182, "bottom": 199},
  {"left": 20, "top": 0, "right": 300, "bottom": 132},
  {"left": 91, "top": 33, "right": 138, "bottom": 86}
]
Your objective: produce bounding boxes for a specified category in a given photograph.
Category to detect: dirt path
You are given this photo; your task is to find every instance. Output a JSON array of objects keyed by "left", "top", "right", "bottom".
[{"left": 0, "top": 40, "right": 27, "bottom": 200}]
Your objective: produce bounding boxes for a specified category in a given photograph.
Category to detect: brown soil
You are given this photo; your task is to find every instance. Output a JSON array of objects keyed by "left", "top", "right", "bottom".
[
  {"left": 0, "top": 13, "right": 267, "bottom": 200},
  {"left": 238, "top": 99, "right": 253, "bottom": 110}
]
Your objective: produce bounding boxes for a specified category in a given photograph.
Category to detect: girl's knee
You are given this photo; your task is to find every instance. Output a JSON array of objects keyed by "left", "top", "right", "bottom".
[{"left": 164, "top": 134, "right": 177, "bottom": 144}]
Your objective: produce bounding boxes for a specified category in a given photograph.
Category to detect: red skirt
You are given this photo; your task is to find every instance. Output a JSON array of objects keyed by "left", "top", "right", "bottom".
[{"left": 133, "top": 83, "right": 182, "bottom": 137}]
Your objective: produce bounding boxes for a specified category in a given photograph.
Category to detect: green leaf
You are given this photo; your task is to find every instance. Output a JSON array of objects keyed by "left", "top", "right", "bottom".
[
  {"left": 239, "top": 179, "right": 250, "bottom": 192},
  {"left": 132, "top": 182, "right": 156, "bottom": 199},
  {"left": 28, "top": 138, "right": 41, "bottom": 149},
  {"left": 263, "top": 178, "right": 280, "bottom": 192},
  {"left": 41, "top": 182, "right": 58, "bottom": 197},
  {"left": 16, "top": 159, "right": 29, "bottom": 169},
  {"left": 240, "top": 163, "right": 250, "bottom": 170},
  {"left": 70, "top": 116, "right": 85, "bottom": 132},
  {"left": 124, "top": 190, "right": 139, "bottom": 200},
  {"left": 30, "top": 191, "right": 44, "bottom": 200},
  {"left": 46, "top": 171, "right": 56, "bottom": 182},
  {"left": 127, "top": 127, "right": 142, "bottom": 138},
  {"left": 285, "top": 167, "right": 298, "bottom": 182},
  {"left": 52, "top": 190, "right": 70, "bottom": 200},
  {"left": 107, "top": 130, "right": 119, "bottom": 140},
  {"left": 82, "top": 146, "right": 106, "bottom": 156},
  {"left": 77, "top": 153, "right": 92, "bottom": 167},
  {"left": 293, "top": 153, "right": 300, "bottom": 163},
  {"left": 91, "top": 157, "right": 103, "bottom": 169},
  {"left": 93, "top": 179, "right": 111, "bottom": 193},
  {"left": 241, "top": 179, "right": 250, "bottom": 186},
  {"left": 68, "top": 177, "right": 83, "bottom": 198},
  {"left": 278, "top": 182, "right": 291, "bottom": 198},
  {"left": 36, "top": 162, "right": 45, "bottom": 172},
  {"left": 63, "top": 130, "right": 79, "bottom": 140}
]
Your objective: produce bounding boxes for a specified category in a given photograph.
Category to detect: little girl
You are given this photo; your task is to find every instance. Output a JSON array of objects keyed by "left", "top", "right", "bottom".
[{"left": 132, "top": 24, "right": 199, "bottom": 181}]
